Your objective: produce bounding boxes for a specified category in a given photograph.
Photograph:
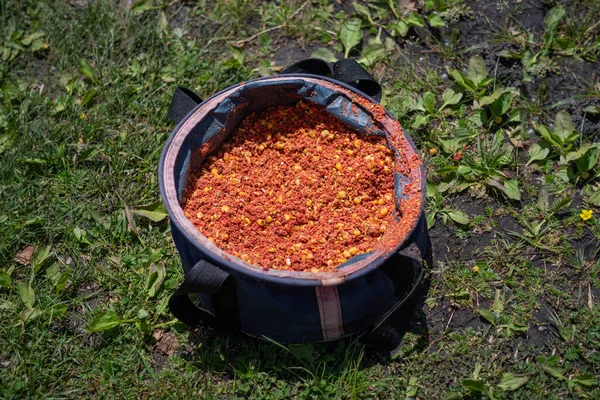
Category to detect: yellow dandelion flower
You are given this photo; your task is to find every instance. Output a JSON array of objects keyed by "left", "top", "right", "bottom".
[
  {"left": 580, "top": 209, "right": 593, "bottom": 221},
  {"left": 472, "top": 265, "right": 480, "bottom": 273},
  {"left": 79, "top": 113, "right": 86, "bottom": 120}
]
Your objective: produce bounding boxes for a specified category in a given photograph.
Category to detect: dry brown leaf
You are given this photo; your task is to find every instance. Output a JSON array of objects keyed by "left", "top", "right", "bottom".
[
  {"left": 155, "top": 332, "right": 179, "bottom": 355},
  {"left": 15, "top": 246, "right": 34, "bottom": 266}
]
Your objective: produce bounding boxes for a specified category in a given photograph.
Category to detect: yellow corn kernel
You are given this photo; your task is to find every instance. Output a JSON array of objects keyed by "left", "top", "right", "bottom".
[
  {"left": 377, "top": 198, "right": 385, "bottom": 205},
  {"left": 343, "top": 250, "right": 351, "bottom": 258},
  {"left": 321, "top": 129, "right": 330, "bottom": 137},
  {"left": 353, "top": 229, "right": 361, "bottom": 236},
  {"left": 337, "top": 190, "right": 347, "bottom": 199},
  {"left": 221, "top": 206, "right": 230, "bottom": 213},
  {"left": 268, "top": 248, "right": 276, "bottom": 253},
  {"left": 354, "top": 139, "right": 361, "bottom": 148},
  {"left": 203, "top": 186, "right": 212, "bottom": 192},
  {"left": 306, "top": 199, "right": 313, "bottom": 207},
  {"left": 347, "top": 149, "right": 355, "bottom": 156},
  {"left": 293, "top": 164, "right": 302, "bottom": 171},
  {"left": 257, "top": 219, "right": 265, "bottom": 227},
  {"left": 210, "top": 168, "right": 219, "bottom": 175},
  {"left": 258, "top": 144, "right": 265, "bottom": 151},
  {"left": 349, "top": 247, "right": 359, "bottom": 256},
  {"left": 379, "top": 207, "right": 388, "bottom": 217},
  {"left": 284, "top": 214, "right": 292, "bottom": 221},
  {"left": 379, "top": 225, "right": 387, "bottom": 233},
  {"left": 196, "top": 212, "right": 203, "bottom": 219},
  {"left": 266, "top": 215, "right": 273, "bottom": 223},
  {"left": 335, "top": 163, "right": 342, "bottom": 171},
  {"left": 274, "top": 142, "right": 285, "bottom": 150},
  {"left": 353, "top": 196, "right": 362, "bottom": 204}
]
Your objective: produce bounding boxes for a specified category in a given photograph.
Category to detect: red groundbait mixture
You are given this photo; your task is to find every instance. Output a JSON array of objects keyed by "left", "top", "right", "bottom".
[{"left": 182, "top": 101, "right": 397, "bottom": 272}]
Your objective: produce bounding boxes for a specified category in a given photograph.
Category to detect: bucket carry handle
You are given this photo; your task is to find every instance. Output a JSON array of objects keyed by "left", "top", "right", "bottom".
[
  {"left": 167, "top": 58, "right": 382, "bottom": 125},
  {"left": 168, "top": 259, "right": 240, "bottom": 332}
]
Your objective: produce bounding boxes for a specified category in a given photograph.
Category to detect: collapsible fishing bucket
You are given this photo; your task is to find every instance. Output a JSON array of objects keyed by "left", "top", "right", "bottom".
[{"left": 159, "top": 59, "right": 427, "bottom": 344}]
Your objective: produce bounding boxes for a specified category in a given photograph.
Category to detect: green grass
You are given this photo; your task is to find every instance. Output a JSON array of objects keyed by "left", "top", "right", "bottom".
[{"left": 1, "top": 0, "right": 600, "bottom": 398}]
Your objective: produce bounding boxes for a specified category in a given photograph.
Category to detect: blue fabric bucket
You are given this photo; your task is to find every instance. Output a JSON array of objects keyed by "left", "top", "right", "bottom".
[{"left": 159, "top": 72, "right": 427, "bottom": 343}]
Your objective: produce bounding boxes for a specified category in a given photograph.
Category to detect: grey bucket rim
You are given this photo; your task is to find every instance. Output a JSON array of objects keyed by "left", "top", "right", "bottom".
[{"left": 159, "top": 74, "right": 425, "bottom": 287}]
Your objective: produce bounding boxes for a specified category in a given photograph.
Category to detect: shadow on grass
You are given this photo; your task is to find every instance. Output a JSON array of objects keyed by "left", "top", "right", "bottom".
[{"left": 168, "top": 237, "right": 434, "bottom": 394}]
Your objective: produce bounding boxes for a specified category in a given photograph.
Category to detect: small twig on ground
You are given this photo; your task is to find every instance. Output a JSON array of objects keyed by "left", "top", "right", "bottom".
[{"left": 234, "top": 0, "right": 311, "bottom": 46}]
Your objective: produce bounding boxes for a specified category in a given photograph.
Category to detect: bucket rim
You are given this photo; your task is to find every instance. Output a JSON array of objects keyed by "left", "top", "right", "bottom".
[{"left": 159, "top": 74, "right": 426, "bottom": 287}]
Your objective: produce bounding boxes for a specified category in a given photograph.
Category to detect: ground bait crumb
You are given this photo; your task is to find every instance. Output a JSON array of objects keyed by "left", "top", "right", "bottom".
[{"left": 182, "top": 101, "right": 396, "bottom": 272}]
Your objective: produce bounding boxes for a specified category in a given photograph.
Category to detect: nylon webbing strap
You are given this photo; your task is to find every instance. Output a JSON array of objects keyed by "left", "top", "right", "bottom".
[
  {"left": 280, "top": 58, "right": 332, "bottom": 76},
  {"left": 168, "top": 87, "right": 203, "bottom": 124},
  {"left": 168, "top": 259, "right": 240, "bottom": 331},
  {"left": 281, "top": 58, "right": 382, "bottom": 102},
  {"left": 332, "top": 59, "right": 382, "bottom": 102}
]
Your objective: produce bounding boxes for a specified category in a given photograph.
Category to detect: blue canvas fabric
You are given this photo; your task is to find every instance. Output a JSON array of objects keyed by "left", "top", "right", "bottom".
[{"left": 160, "top": 72, "right": 427, "bottom": 344}]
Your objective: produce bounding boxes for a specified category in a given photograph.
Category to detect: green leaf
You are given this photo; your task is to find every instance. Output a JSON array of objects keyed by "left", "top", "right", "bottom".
[
  {"left": 440, "top": 88, "right": 462, "bottom": 110},
  {"left": 412, "top": 115, "right": 430, "bottom": 129},
  {"left": 358, "top": 37, "right": 385, "bottom": 67},
  {"left": 554, "top": 111, "right": 574, "bottom": 142},
  {"left": 467, "top": 55, "right": 489, "bottom": 87},
  {"left": 446, "top": 210, "right": 470, "bottom": 225},
  {"left": 584, "top": 105, "right": 600, "bottom": 115},
  {"left": 497, "top": 49, "right": 522, "bottom": 59},
  {"left": 31, "top": 245, "right": 52, "bottom": 274},
  {"left": 19, "top": 308, "right": 43, "bottom": 324},
  {"left": 0, "top": 271, "right": 11, "bottom": 288},
  {"left": 544, "top": 5, "right": 565, "bottom": 32},
  {"left": 339, "top": 18, "right": 362, "bottom": 58},
  {"left": 404, "top": 12, "right": 424, "bottom": 27},
  {"left": 498, "top": 373, "right": 528, "bottom": 391},
  {"left": 490, "top": 92, "right": 514, "bottom": 117},
  {"left": 461, "top": 378, "right": 485, "bottom": 393},
  {"left": 449, "top": 69, "right": 476, "bottom": 92},
  {"left": 423, "top": 92, "right": 435, "bottom": 114},
  {"left": 133, "top": 201, "right": 168, "bottom": 222},
  {"left": 576, "top": 147, "right": 599, "bottom": 172},
  {"left": 527, "top": 143, "right": 550, "bottom": 165},
  {"left": 502, "top": 179, "right": 521, "bottom": 201},
  {"left": 389, "top": 21, "right": 409, "bottom": 37},
  {"left": 542, "top": 365, "right": 565, "bottom": 380},
  {"left": 353, "top": 3, "right": 372, "bottom": 22},
  {"left": 426, "top": 212, "right": 436, "bottom": 230},
  {"left": 48, "top": 304, "right": 68, "bottom": 319},
  {"left": 427, "top": 14, "right": 446, "bottom": 28},
  {"left": 78, "top": 59, "right": 95, "bottom": 82},
  {"left": 131, "top": 0, "right": 154, "bottom": 15},
  {"left": 310, "top": 48, "right": 338, "bottom": 64},
  {"left": 145, "top": 263, "right": 166, "bottom": 298},
  {"left": 573, "top": 373, "right": 596, "bottom": 387},
  {"left": 21, "top": 31, "right": 45, "bottom": 46},
  {"left": 479, "top": 309, "right": 496, "bottom": 325},
  {"left": 85, "top": 310, "right": 121, "bottom": 333},
  {"left": 407, "top": 94, "right": 426, "bottom": 112},
  {"left": 81, "top": 88, "right": 97, "bottom": 106},
  {"left": 17, "top": 281, "right": 35, "bottom": 308}
]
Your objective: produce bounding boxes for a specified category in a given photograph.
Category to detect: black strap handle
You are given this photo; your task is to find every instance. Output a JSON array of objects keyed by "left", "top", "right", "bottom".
[
  {"left": 358, "top": 243, "right": 425, "bottom": 351},
  {"left": 167, "top": 59, "right": 383, "bottom": 124},
  {"left": 168, "top": 87, "right": 203, "bottom": 124},
  {"left": 168, "top": 259, "right": 240, "bottom": 331},
  {"left": 281, "top": 58, "right": 382, "bottom": 102}
]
